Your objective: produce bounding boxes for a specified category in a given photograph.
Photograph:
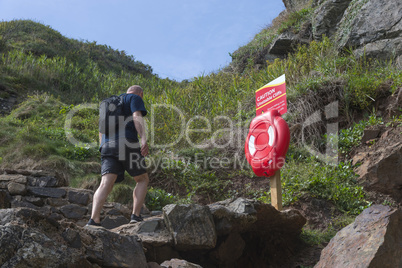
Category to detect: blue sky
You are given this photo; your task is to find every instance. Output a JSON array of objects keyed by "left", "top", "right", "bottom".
[{"left": 0, "top": 0, "right": 285, "bottom": 81}]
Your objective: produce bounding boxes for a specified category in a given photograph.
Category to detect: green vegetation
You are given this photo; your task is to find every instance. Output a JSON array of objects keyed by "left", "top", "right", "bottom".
[
  {"left": 278, "top": 8, "right": 313, "bottom": 34},
  {"left": 282, "top": 158, "right": 370, "bottom": 215},
  {"left": 0, "top": 20, "right": 152, "bottom": 77},
  {"left": 0, "top": 94, "right": 99, "bottom": 185},
  {"left": 1, "top": 11, "right": 401, "bottom": 230},
  {"left": 301, "top": 226, "right": 338, "bottom": 246},
  {"left": 145, "top": 187, "right": 177, "bottom": 211},
  {"left": 300, "top": 214, "right": 355, "bottom": 247},
  {"left": 339, "top": 113, "right": 384, "bottom": 155}
]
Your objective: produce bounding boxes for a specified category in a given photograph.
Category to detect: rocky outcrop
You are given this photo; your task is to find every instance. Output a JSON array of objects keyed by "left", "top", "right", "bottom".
[
  {"left": 312, "top": 0, "right": 353, "bottom": 40},
  {"left": 315, "top": 205, "right": 402, "bottom": 268},
  {"left": 229, "top": 0, "right": 402, "bottom": 74},
  {"left": 114, "top": 198, "right": 306, "bottom": 267},
  {"left": 0, "top": 168, "right": 308, "bottom": 267},
  {"left": 311, "top": 0, "right": 402, "bottom": 60},
  {"left": 269, "top": 31, "right": 310, "bottom": 56},
  {"left": 260, "top": 0, "right": 402, "bottom": 72}
]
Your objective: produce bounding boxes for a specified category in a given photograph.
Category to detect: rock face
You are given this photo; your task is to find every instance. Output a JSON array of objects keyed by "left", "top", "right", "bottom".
[
  {"left": 353, "top": 126, "right": 402, "bottom": 203},
  {"left": 312, "top": 0, "right": 353, "bottom": 40},
  {"left": 230, "top": 0, "right": 402, "bottom": 74},
  {"left": 315, "top": 205, "right": 402, "bottom": 268},
  {"left": 308, "top": 0, "right": 402, "bottom": 61},
  {"left": 337, "top": 0, "right": 402, "bottom": 59}
]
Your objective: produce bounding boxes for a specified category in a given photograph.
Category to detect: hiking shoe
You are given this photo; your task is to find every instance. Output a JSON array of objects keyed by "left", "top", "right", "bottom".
[
  {"left": 130, "top": 214, "right": 143, "bottom": 223},
  {"left": 85, "top": 218, "right": 103, "bottom": 228}
]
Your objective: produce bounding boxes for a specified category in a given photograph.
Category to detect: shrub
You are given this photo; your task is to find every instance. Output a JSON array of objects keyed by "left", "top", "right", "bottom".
[
  {"left": 108, "top": 183, "right": 133, "bottom": 205},
  {"left": 145, "top": 187, "right": 176, "bottom": 211}
]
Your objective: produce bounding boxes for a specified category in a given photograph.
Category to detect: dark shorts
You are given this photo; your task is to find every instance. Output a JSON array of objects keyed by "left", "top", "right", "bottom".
[{"left": 100, "top": 139, "right": 147, "bottom": 183}]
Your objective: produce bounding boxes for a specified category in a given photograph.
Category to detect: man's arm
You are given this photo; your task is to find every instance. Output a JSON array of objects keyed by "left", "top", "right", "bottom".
[
  {"left": 133, "top": 111, "right": 149, "bottom": 156},
  {"left": 99, "top": 132, "right": 102, "bottom": 145}
]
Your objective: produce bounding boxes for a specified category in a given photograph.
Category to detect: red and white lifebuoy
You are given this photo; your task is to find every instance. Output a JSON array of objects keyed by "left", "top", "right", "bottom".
[{"left": 245, "top": 109, "right": 290, "bottom": 177}]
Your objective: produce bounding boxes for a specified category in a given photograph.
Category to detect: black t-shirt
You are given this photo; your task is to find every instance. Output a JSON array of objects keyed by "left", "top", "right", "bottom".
[{"left": 101, "top": 93, "right": 147, "bottom": 146}]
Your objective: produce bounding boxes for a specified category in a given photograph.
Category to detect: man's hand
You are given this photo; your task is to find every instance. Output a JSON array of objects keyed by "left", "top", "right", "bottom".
[
  {"left": 141, "top": 139, "right": 149, "bottom": 156},
  {"left": 133, "top": 111, "right": 148, "bottom": 156}
]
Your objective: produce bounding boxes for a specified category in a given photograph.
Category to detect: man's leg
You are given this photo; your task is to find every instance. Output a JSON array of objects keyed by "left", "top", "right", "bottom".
[
  {"left": 132, "top": 172, "right": 149, "bottom": 216},
  {"left": 91, "top": 173, "right": 118, "bottom": 223}
]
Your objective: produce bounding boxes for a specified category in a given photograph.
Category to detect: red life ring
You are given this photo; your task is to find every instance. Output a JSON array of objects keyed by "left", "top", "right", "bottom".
[{"left": 245, "top": 109, "right": 290, "bottom": 177}]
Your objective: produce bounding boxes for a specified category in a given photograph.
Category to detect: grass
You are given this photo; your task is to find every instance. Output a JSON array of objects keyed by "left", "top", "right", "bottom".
[
  {"left": 0, "top": 94, "right": 100, "bottom": 183},
  {"left": 301, "top": 227, "right": 338, "bottom": 246},
  {"left": 300, "top": 215, "right": 355, "bottom": 246}
]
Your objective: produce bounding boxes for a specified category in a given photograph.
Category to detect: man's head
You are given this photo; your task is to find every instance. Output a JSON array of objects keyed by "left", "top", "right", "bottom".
[{"left": 127, "top": 85, "right": 143, "bottom": 98}]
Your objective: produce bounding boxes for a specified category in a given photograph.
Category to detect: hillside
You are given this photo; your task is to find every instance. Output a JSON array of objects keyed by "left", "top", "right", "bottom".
[
  {"left": 0, "top": 0, "right": 402, "bottom": 267},
  {"left": 0, "top": 19, "right": 160, "bottom": 106},
  {"left": 0, "top": 20, "right": 153, "bottom": 78}
]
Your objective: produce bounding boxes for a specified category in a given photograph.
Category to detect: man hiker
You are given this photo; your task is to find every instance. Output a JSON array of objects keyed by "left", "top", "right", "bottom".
[{"left": 86, "top": 85, "right": 149, "bottom": 227}]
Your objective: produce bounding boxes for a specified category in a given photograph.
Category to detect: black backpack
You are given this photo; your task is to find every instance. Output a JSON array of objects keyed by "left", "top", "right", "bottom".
[{"left": 99, "top": 94, "right": 126, "bottom": 135}]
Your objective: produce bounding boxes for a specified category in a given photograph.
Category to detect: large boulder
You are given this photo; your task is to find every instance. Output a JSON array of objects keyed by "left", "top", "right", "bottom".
[
  {"left": 85, "top": 227, "right": 147, "bottom": 268},
  {"left": 0, "top": 208, "right": 88, "bottom": 267},
  {"left": 208, "top": 198, "right": 258, "bottom": 235},
  {"left": 209, "top": 198, "right": 306, "bottom": 236},
  {"left": 113, "top": 215, "right": 179, "bottom": 264},
  {"left": 163, "top": 204, "right": 217, "bottom": 251},
  {"left": 209, "top": 198, "right": 306, "bottom": 267},
  {"left": 0, "top": 207, "right": 147, "bottom": 268},
  {"left": 0, "top": 224, "right": 92, "bottom": 267},
  {"left": 315, "top": 205, "right": 402, "bottom": 268},
  {"left": 115, "top": 216, "right": 172, "bottom": 247}
]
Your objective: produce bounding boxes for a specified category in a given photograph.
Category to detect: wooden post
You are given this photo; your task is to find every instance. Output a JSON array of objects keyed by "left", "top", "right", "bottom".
[{"left": 270, "top": 169, "right": 282, "bottom": 211}]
